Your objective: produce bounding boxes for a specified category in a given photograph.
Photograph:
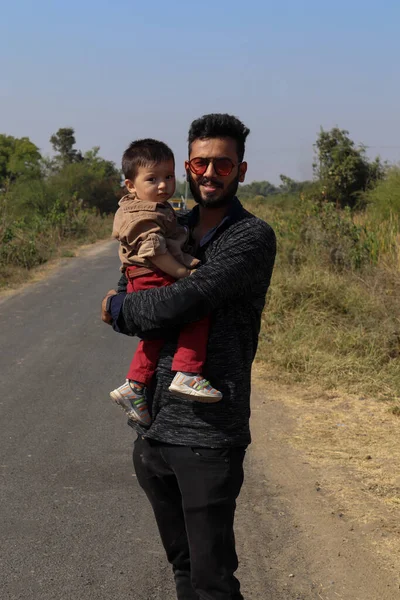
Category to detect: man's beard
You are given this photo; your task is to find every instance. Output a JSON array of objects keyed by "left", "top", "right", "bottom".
[{"left": 188, "top": 172, "right": 239, "bottom": 209}]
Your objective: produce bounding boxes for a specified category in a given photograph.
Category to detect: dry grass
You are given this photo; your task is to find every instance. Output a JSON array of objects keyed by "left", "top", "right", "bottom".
[
  {"left": 258, "top": 263, "right": 400, "bottom": 399},
  {"left": 0, "top": 213, "right": 113, "bottom": 290},
  {"left": 248, "top": 198, "right": 400, "bottom": 401},
  {"left": 249, "top": 194, "right": 400, "bottom": 558}
]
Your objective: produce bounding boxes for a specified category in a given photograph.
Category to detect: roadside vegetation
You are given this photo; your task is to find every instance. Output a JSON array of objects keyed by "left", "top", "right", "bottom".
[
  {"left": 249, "top": 128, "right": 400, "bottom": 404},
  {"left": 1, "top": 125, "right": 399, "bottom": 404},
  {"left": 0, "top": 128, "right": 120, "bottom": 288}
]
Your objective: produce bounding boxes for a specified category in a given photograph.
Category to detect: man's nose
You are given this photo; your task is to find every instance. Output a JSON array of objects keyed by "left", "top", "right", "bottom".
[
  {"left": 203, "top": 161, "right": 217, "bottom": 178},
  {"left": 158, "top": 180, "right": 167, "bottom": 189}
]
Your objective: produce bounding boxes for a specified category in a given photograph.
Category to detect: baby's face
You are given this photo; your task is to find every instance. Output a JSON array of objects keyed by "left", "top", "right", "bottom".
[{"left": 125, "top": 159, "right": 176, "bottom": 203}]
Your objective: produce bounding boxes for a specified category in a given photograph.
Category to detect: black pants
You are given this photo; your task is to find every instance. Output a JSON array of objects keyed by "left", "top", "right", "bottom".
[{"left": 133, "top": 436, "right": 246, "bottom": 600}]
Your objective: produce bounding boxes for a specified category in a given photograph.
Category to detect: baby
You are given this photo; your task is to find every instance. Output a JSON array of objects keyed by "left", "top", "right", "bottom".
[{"left": 110, "top": 139, "right": 222, "bottom": 426}]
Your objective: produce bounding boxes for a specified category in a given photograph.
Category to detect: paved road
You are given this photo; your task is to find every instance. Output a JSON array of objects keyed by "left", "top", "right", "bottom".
[
  {"left": 3, "top": 241, "right": 396, "bottom": 600},
  {"left": 0, "top": 242, "right": 174, "bottom": 600}
]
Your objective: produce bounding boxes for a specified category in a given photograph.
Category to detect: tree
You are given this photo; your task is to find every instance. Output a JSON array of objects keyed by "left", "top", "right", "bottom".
[
  {"left": 239, "top": 181, "right": 279, "bottom": 198},
  {"left": 365, "top": 166, "right": 400, "bottom": 220},
  {"left": 173, "top": 179, "right": 193, "bottom": 200},
  {"left": 279, "top": 174, "right": 313, "bottom": 194},
  {"left": 50, "top": 127, "right": 83, "bottom": 168},
  {"left": 0, "top": 134, "right": 42, "bottom": 187},
  {"left": 279, "top": 174, "right": 296, "bottom": 192},
  {"left": 83, "top": 146, "right": 120, "bottom": 179},
  {"left": 313, "top": 127, "right": 385, "bottom": 208},
  {"left": 48, "top": 147, "right": 122, "bottom": 214}
]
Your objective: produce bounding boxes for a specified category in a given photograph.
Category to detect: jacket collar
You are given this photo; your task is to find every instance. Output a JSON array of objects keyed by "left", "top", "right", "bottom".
[
  {"left": 186, "top": 196, "right": 244, "bottom": 229},
  {"left": 118, "top": 194, "right": 168, "bottom": 212},
  {"left": 183, "top": 197, "right": 245, "bottom": 248}
]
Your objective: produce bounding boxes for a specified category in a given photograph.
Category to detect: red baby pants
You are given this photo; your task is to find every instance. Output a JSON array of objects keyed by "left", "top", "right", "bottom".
[{"left": 125, "top": 266, "right": 210, "bottom": 386}]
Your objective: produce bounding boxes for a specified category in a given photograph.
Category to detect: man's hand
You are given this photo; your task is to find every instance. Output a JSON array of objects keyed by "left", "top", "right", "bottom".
[{"left": 101, "top": 289, "right": 118, "bottom": 324}]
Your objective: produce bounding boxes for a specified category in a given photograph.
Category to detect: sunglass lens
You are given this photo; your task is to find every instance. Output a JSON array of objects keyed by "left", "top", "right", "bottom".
[
  {"left": 190, "top": 158, "right": 208, "bottom": 175},
  {"left": 214, "top": 158, "right": 233, "bottom": 176}
]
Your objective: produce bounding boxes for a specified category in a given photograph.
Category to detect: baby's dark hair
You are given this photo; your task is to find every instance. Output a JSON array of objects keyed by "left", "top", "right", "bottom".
[
  {"left": 122, "top": 138, "right": 175, "bottom": 180},
  {"left": 188, "top": 114, "right": 250, "bottom": 162}
]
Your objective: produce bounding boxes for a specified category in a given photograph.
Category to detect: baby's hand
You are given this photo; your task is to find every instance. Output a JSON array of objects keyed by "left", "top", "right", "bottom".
[
  {"left": 189, "top": 257, "right": 201, "bottom": 269},
  {"left": 176, "top": 266, "right": 192, "bottom": 279}
]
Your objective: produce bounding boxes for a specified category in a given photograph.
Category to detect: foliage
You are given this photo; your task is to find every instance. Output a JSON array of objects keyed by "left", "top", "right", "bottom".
[
  {"left": 6, "top": 178, "right": 56, "bottom": 218},
  {"left": 279, "top": 174, "right": 312, "bottom": 193},
  {"left": 313, "top": 127, "right": 385, "bottom": 208},
  {"left": 279, "top": 174, "right": 298, "bottom": 192},
  {"left": 365, "top": 166, "right": 400, "bottom": 221},
  {"left": 50, "top": 127, "right": 83, "bottom": 168},
  {"left": 0, "top": 134, "right": 42, "bottom": 187},
  {"left": 251, "top": 190, "right": 400, "bottom": 399},
  {"left": 296, "top": 197, "right": 384, "bottom": 270},
  {"left": 0, "top": 190, "right": 112, "bottom": 276},
  {"left": 47, "top": 156, "right": 121, "bottom": 214},
  {"left": 239, "top": 177, "right": 312, "bottom": 201},
  {"left": 48, "top": 130, "right": 122, "bottom": 213},
  {"left": 4, "top": 150, "right": 121, "bottom": 218},
  {"left": 83, "top": 146, "right": 119, "bottom": 179},
  {"left": 174, "top": 179, "right": 193, "bottom": 200},
  {"left": 239, "top": 180, "right": 279, "bottom": 198},
  {"left": 0, "top": 125, "right": 122, "bottom": 286}
]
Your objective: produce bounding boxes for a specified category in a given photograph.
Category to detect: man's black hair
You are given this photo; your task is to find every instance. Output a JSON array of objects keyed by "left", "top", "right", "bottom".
[
  {"left": 122, "top": 138, "right": 175, "bottom": 180},
  {"left": 188, "top": 114, "right": 250, "bottom": 162}
]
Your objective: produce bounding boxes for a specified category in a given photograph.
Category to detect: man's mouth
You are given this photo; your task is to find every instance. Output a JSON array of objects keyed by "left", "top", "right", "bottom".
[{"left": 200, "top": 179, "right": 223, "bottom": 192}]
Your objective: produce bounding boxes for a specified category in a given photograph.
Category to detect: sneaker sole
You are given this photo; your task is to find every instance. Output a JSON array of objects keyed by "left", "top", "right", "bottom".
[
  {"left": 168, "top": 384, "right": 222, "bottom": 403},
  {"left": 110, "top": 389, "right": 135, "bottom": 414},
  {"left": 110, "top": 390, "right": 151, "bottom": 426}
]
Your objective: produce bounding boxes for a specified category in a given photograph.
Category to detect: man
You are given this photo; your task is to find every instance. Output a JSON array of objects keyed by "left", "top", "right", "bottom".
[{"left": 102, "top": 114, "right": 276, "bottom": 600}]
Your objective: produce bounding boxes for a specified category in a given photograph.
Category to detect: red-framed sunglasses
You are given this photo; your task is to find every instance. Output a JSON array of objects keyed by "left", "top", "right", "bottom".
[{"left": 188, "top": 157, "right": 239, "bottom": 177}]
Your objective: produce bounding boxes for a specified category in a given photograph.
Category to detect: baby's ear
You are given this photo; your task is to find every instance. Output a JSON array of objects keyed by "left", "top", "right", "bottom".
[{"left": 125, "top": 179, "right": 136, "bottom": 195}]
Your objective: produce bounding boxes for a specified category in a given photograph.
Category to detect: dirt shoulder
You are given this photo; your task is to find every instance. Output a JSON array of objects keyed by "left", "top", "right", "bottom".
[{"left": 236, "top": 370, "right": 400, "bottom": 599}]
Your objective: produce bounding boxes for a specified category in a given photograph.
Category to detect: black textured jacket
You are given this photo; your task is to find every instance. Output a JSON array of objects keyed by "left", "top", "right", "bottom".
[{"left": 114, "top": 197, "right": 276, "bottom": 447}]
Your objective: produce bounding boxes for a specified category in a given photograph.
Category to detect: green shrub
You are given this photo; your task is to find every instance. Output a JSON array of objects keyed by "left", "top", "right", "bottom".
[
  {"left": 248, "top": 192, "right": 400, "bottom": 399},
  {"left": 0, "top": 188, "right": 112, "bottom": 276},
  {"left": 365, "top": 167, "right": 400, "bottom": 221},
  {"left": 255, "top": 193, "right": 394, "bottom": 271}
]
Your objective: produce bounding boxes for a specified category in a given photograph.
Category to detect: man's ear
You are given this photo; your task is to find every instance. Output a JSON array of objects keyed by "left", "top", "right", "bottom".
[
  {"left": 124, "top": 179, "right": 136, "bottom": 195},
  {"left": 238, "top": 161, "right": 247, "bottom": 183}
]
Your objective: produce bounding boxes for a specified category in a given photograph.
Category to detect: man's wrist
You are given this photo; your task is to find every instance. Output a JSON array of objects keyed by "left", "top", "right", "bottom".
[
  {"left": 105, "top": 295, "right": 114, "bottom": 315},
  {"left": 109, "top": 293, "right": 126, "bottom": 329}
]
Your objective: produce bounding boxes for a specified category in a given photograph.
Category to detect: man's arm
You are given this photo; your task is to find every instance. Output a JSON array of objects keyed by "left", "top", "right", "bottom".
[
  {"left": 116, "top": 272, "right": 128, "bottom": 293},
  {"left": 119, "top": 219, "right": 276, "bottom": 335}
]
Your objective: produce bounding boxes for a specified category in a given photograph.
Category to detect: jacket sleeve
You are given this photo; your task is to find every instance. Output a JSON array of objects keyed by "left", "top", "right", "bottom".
[
  {"left": 119, "top": 216, "right": 167, "bottom": 258},
  {"left": 121, "top": 219, "right": 276, "bottom": 334},
  {"left": 136, "top": 232, "right": 167, "bottom": 258}
]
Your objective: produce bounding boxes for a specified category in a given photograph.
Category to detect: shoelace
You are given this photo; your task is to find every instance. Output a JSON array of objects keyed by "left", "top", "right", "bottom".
[
  {"left": 193, "top": 377, "right": 211, "bottom": 390},
  {"left": 133, "top": 398, "right": 146, "bottom": 406}
]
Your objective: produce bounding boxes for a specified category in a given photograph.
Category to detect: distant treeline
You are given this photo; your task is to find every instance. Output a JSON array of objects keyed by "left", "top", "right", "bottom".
[
  {"left": 0, "top": 127, "right": 122, "bottom": 215},
  {"left": 0, "top": 125, "right": 394, "bottom": 213},
  {"left": 0, "top": 128, "right": 120, "bottom": 277},
  {"left": 1, "top": 124, "right": 400, "bottom": 282}
]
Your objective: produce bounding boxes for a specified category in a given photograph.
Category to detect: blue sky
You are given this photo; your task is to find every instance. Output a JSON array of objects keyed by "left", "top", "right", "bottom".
[{"left": 2, "top": 0, "right": 400, "bottom": 183}]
